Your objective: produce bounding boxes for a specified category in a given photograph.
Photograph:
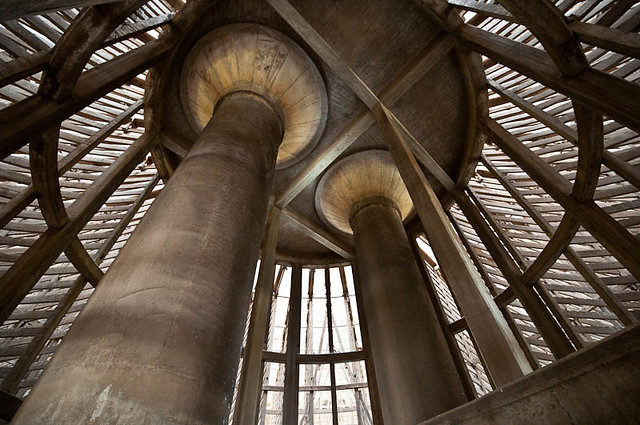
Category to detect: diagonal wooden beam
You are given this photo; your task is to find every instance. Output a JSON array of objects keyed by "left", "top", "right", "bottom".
[
  {"left": 570, "top": 21, "right": 640, "bottom": 60},
  {"left": 375, "top": 102, "right": 533, "bottom": 385},
  {"left": 457, "top": 24, "right": 640, "bottom": 134},
  {"left": 279, "top": 207, "right": 353, "bottom": 260},
  {"left": 481, "top": 155, "right": 637, "bottom": 326},
  {"left": 486, "top": 79, "right": 640, "bottom": 189},
  {"left": 0, "top": 40, "right": 170, "bottom": 159},
  {"left": 266, "top": 0, "right": 378, "bottom": 108},
  {"left": 0, "top": 173, "right": 159, "bottom": 393},
  {"left": 103, "top": 13, "right": 175, "bottom": 46},
  {"left": 0, "top": 100, "right": 143, "bottom": 230}
]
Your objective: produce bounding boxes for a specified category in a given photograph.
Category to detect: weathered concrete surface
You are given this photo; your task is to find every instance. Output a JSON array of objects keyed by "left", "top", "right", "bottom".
[
  {"left": 351, "top": 200, "right": 467, "bottom": 425},
  {"left": 12, "top": 92, "right": 283, "bottom": 424},
  {"left": 424, "top": 324, "right": 640, "bottom": 425}
]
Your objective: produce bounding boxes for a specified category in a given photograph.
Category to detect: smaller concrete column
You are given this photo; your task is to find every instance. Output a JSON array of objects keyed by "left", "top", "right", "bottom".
[
  {"left": 351, "top": 198, "right": 468, "bottom": 424},
  {"left": 315, "top": 150, "right": 467, "bottom": 424}
]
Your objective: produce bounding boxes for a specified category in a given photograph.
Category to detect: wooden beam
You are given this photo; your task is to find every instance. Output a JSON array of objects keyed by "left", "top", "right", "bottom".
[
  {"left": 571, "top": 20, "right": 640, "bottom": 60},
  {"left": 103, "top": 13, "right": 175, "bottom": 45},
  {"left": 0, "top": 51, "right": 50, "bottom": 88},
  {"left": 483, "top": 117, "right": 640, "bottom": 282},
  {"left": 0, "top": 0, "right": 122, "bottom": 22},
  {"left": 0, "top": 135, "right": 154, "bottom": 325},
  {"left": 0, "top": 40, "right": 170, "bottom": 159},
  {"left": 458, "top": 24, "right": 640, "bottom": 134},
  {"left": 64, "top": 238, "right": 105, "bottom": 285},
  {"left": 279, "top": 208, "right": 353, "bottom": 260},
  {"left": 266, "top": 0, "right": 378, "bottom": 108},
  {"left": 481, "top": 156, "right": 637, "bottom": 326},
  {"left": 453, "top": 189, "right": 576, "bottom": 358},
  {"left": 375, "top": 102, "right": 532, "bottom": 386},
  {"left": 282, "top": 265, "right": 302, "bottom": 425},
  {"left": 496, "top": 0, "right": 589, "bottom": 77},
  {"left": 325, "top": 270, "right": 339, "bottom": 425},
  {"left": 449, "top": 0, "right": 515, "bottom": 21}
]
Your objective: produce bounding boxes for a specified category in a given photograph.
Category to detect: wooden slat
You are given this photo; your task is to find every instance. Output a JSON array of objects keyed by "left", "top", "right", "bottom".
[
  {"left": 483, "top": 117, "right": 640, "bottom": 282},
  {"left": 0, "top": 135, "right": 154, "bottom": 325}
]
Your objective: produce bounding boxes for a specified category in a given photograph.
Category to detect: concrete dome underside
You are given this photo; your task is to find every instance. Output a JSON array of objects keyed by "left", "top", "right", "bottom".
[{"left": 148, "top": 0, "right": 486, "bottom": 265}]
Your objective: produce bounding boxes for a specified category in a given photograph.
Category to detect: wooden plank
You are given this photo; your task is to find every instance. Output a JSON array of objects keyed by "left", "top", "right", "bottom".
[{"left": 571, "top": 20, "right": 640, "bottom": 60}]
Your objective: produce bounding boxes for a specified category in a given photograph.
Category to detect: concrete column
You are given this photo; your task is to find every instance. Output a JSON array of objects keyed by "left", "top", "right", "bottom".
[
  {"left": 350, "top": 198, "right": 467, "bottom": 425},
  {"left": 12, "top": 92, "right": 283, "bottom": 424}
]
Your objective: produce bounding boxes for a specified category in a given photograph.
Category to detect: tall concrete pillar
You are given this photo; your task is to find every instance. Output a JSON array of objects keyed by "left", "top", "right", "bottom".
[
  {"left": 12, "top": 92, "right": 283, "bottom": 424},
  {"left": 351, "top": 199, "right": 467, "bottom": 424},
  {"left": 315, "top": 150, "right": 467, "bottom": 424}
]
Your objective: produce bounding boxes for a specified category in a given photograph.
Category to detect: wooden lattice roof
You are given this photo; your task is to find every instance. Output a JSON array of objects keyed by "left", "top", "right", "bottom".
[{"left": 0, "top": 0, "right": 638, "bottom": 409}]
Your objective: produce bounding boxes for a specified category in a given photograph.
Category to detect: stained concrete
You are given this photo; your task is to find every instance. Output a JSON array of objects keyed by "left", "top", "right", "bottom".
[
  {"left": 11, "top": 92, "right": 283, "bottom": 424},
  {"left": 423, "top": 324, "right": 640, "bottom": 425}
]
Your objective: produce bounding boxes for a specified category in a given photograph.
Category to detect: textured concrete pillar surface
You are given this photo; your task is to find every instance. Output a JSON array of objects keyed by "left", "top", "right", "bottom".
[
  {"left": 350, "top": 199, "right": 467, "bottom": 425},
  {"left": 12, "top": 92, "right": 283, "bottom": 424}
]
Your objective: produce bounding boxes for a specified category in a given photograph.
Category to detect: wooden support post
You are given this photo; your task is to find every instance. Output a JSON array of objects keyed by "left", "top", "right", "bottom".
[
  {"left": 453, "top": 190, "right": 576, "bottom": 358},
  {"left": 282, "top": 265, "right": 302, "bottom": 425},
  {"left": 446, "top": 213, "right": 540, "bottom": 370},
  {"left": 233, "top": 208, "right": 281, "bottom": 425},
  {"left": 325, "top": 269, "right": 339, "bottom": 425},
  {"left": 374, "top": 103, "right": 532, "bottom": 386}
]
